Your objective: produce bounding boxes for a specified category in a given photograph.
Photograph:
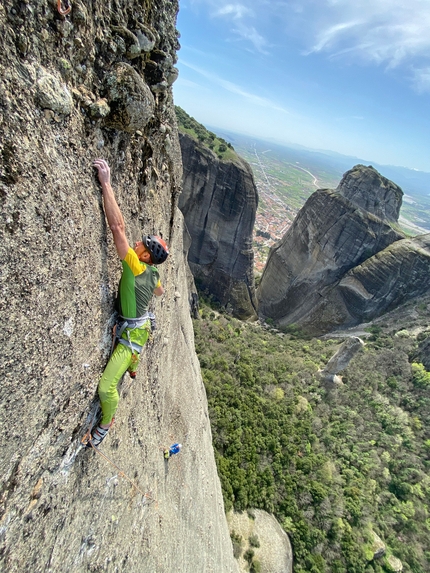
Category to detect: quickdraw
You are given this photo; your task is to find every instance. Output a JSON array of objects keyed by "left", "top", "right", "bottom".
[{"left": 57, "top": 0, "right": 71, "bottom": 16}]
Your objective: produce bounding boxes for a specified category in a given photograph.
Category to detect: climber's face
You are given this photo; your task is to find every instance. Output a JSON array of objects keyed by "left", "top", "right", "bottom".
[{"left": 134, "top": 241, "right": 153, "bottom": 263}]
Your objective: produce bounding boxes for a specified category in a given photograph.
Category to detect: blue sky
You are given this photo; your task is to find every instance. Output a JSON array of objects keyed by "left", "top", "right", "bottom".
[{"left": 173, "top": 0, "right": 430, "bottom": 172}]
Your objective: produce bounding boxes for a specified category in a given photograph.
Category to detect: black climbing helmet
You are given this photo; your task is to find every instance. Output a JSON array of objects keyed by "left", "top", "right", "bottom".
[{"left": 143, "top": 235, "right": 169, "bottom": 265}]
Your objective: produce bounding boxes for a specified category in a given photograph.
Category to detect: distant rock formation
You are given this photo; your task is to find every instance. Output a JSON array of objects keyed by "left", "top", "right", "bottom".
[
  {"left": 329, "top": 233, "right": 430, "bottom": 324},
  {"left": 227, "top": 509, "right": 293, "bottom": 573},
  {"left": 366, "top": 530, "right": 403, "bottom": 572},
  {"left": 258, "top": 165, "right": 430, "bottom": 334},
  {"left": 336, "top": 164, "right": 403, "bottom": 222},
  {"left": 179, "top": 132, "right": 258, "bottom": 319},
  {"left": 370, "top": 531, "right": 386, "bottom": 560},
  {"left": 385, "top": 555, "right": 403, "bottom": 572},
  {"left": 319, "top": 336, "right": 365, "bottom": 385}
]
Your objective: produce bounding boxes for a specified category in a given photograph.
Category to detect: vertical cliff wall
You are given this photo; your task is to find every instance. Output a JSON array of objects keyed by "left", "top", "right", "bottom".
[
  {"left": 179, "top": 132, "right": 258, "bottom": 319},
  {"left": 0, "top": 1, "right": 238, "bottom": 571}
]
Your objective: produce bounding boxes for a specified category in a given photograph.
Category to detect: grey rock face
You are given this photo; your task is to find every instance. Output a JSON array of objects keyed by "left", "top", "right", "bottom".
[
  {"left": 0, "top": 1, "right": 238, "bottom": 572},
  {"left": 105, "top": 63, "right": 155, "bottom": 132},
  {"left": 35, "top": 68, "right": 73, "bottom": 115},
  {"left": 319, "top": 337, "right": 364, "bottom": 384},
  {"left": 228, "top": 509, "right": 293, "bottom": 573},
  {"left": 135, "top": 26, "right": 157, "bottom": 52},
  {"left": 416, "top": 336, "right": 430, "bottom": 369},
  {"left": 179, "top": 133, "right": 258, "bottom": 319},
  {"left": 385, "top": 555, "right": 403, "bottom": 572},
  {"left": 370, "top": 531, "right": 386, "bottom": 559},
  {"left": 302, "top": 234, "right": 430, "bottom": 335},
  {"left": 335, "top": 234, "right": 430, "bottom": 321},
  {"left": 337, "top": 164, "right": 403, "bottom": 222},
  {"left": 256, "top": 165, "right": 430, "bottom": 334},
  {"left": 257, "top": 166, "right": 405, "bottom": 333}
]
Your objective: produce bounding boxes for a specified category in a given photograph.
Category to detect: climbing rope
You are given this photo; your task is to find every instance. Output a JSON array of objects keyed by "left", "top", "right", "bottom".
[
  {"left": 81, "top": 426, "right": 154, "bottom": 503},
  {"left": 86, "top": 439, "right": 155, "bottom": 503}
]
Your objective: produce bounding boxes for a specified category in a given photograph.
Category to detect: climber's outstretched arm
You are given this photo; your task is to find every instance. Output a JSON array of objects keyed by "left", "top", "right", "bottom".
[{"left": 93, "top": 158, "right": 129, "bottom": 260}]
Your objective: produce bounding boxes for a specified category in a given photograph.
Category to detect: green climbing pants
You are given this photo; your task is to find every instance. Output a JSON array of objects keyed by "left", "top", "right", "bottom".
[{"left": 98, "top": 328, "right": 149, "bottom": 425}]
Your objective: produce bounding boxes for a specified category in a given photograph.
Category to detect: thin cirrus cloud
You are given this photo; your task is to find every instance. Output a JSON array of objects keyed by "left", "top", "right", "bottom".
[
  {"left": 197, "top": 0, "right": 430, "bottom": 90},
  {"left": 309, "top": 15, "right": 430, "bottom": 65},
  {"left": 292, "top": 1, "right": 430, "bottom": 92},
  {"left": 231, "top": 22, "right": 269, "bottom": 53},
  {"left": 412, "top": 67, "right": 430, "bottom": 93},
  {"left": 212, "top": 3, "right": 269, "bottom": 53},
  {"left": 215, "top": 4, "right": 253, "bottom": 19},
  {"left": 180, "top": 60, "right": 290, "bottom": 113}
]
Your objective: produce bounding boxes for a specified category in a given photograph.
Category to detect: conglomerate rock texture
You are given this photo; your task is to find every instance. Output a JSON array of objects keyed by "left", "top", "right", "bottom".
[
  {"left": 258, "top": 165, "right": 430, "bottom": 334},
  {"left": 179, "top": 132, "right": 258, "bottom": 319},
  {"left": 0, "top": 1, "right": 238, "bottom": 572}
]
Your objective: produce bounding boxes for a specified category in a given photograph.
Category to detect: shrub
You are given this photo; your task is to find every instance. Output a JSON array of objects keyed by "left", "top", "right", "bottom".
[
  {"left": 230, "top": 531, "right": 243, "bottom": 559},
  {"left": 411, "top": 363, "right": 430, "bottom": 388},
  {"left": 244, "top": 548, "right": 255, "bottom": 564},
  {"left": 249, "top": 534, "right": 260, "bottom": 548}
]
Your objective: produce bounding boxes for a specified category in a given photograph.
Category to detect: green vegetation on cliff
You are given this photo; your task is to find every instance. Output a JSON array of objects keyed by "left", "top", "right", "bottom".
[
  {"left": 175, "top": 106, "right": 238, "bottom": 162},
  {"left": 193, "top": 299, "right": 430, "bottom": 573}
]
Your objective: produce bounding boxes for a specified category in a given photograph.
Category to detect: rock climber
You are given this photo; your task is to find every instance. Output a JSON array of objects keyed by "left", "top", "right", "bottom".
[
  {"left": 164, "top": 443, "right": 182, "bottom": 459},
  {"left": 90, "top": 158, "right": 169, "bottom": 447}
]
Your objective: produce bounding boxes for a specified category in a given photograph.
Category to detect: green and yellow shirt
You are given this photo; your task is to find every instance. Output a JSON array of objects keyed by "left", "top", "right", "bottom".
[{"left": 117, "top": 248, "right": 161, "bottom": 318}]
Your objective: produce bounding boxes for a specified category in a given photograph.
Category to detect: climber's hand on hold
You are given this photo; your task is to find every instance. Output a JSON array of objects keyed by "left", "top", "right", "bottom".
[{"left": 93, "top": 158, "right": 111, "bottom": 188}]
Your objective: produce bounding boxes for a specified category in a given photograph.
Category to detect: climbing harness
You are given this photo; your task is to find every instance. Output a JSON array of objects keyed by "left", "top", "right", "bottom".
[
  {"left": 115, "top": 312, "right": 156, "bottom": 355},
  {"left": 57, "top": 0, "right": 71, "bottom": 16}
]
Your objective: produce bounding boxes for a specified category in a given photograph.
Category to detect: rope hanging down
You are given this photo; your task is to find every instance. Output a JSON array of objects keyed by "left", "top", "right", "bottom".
[{"left": 81, "top": 432, "right": 155, "bottom": 503}]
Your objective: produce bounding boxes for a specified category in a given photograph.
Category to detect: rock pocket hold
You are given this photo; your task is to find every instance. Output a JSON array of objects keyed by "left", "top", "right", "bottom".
[{"left": 104, "top": 63, "right": 155, "bottom": 133}]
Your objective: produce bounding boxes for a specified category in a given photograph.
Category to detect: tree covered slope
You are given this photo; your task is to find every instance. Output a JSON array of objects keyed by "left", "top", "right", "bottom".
[{"left": 193, "top": 297, "right": 430, "bottom": 573}]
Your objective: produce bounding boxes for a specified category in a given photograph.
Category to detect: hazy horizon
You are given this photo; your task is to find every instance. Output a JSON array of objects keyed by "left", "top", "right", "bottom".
[{"left": 174, "top": 0, "right": 430, "bottom": 173}]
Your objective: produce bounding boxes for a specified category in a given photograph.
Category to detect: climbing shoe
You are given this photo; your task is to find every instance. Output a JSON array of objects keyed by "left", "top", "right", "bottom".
[
  {"left": 88, "top": 426, "right": 109, "bottom": 447},
  {"left": 88, "top": 419, "right": 114, "bottom": 448},
  {"left": 129, "top": 371, "right": 137, "bottom": 379}
]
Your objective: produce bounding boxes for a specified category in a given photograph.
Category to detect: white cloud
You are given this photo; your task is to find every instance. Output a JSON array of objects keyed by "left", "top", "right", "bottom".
[
  {"left": 231, "top": 22, "right": 269, "bottom": 53},
  {"left": 411, "top": 67, "right": 430, "bottom": 93},
  {"left": 304, "top": 20, "right": 363, "bottom": 54},
  {"left": 176, "top": 77, "right": 207, "bottom": 90},
  {"left": 180, "top": 60, "right": 290, "bottom": 113},
  {"left": 215, "top": 4, "right": 252, "bottom": 19},
  {"left": 302, "top": 0, "right": 430, "bottom": 69},
  {"left": 198, "top": 0, "right": 269, "bottom": 52},
  {"left": 192, "top": 0, "right": 430, "bottom": 71}
]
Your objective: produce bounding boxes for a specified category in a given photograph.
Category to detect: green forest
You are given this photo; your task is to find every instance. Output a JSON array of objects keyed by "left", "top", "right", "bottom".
[
  {"left": 192, "top": 299, "right": 430, "bottom": 573},
  {"left": 175, "top": 106, "right": 238, "bottom": 162}
]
